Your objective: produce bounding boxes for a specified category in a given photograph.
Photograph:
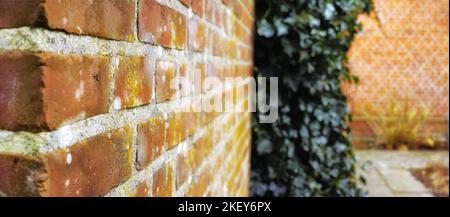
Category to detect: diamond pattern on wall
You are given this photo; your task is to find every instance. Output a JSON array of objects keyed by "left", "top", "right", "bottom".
[{"left": 344, "top": 0, "right": 449, "bottom": 139}]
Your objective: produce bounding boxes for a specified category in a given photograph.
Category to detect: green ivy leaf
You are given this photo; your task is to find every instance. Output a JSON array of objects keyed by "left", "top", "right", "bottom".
[
  {"left": 257, "top": 19, "right": 275, "bottom": 38},
  {"left": 251, "top": 0, "right": 373, "bottom": 197}
]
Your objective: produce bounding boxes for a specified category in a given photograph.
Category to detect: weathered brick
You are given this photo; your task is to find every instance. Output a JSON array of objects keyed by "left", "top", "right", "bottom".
[
  {"left": 0, "top": 51, "right": 109, "bottom": 132},
  {"left": 114, "top": 56, "right": 153, "bottom": 110},
  {"left": 43, "top": 126, "right": 133, "bottom": 197},
  {"left": 176, "top": 152, "right": 192, "bottom": 188},
  {"left": 0, "top": 0, "right": 43, "bottom": 28},
  {"left": 188, "top": 18, "right": 206, "bottom": 52},
  {"left": 129, "top": 181, "right": 150, "bottom": 197},
  {"left": 0, "top": 0, "right": 135, "bottom": 41},
  {"left": 0, "top": 52, "right": 43, "bottom": 132},
  {"left": 179, "top": 0, "right": 190, "bottom": 7},
  {"left": 213, "top": 2, "right": 224, "bottom": 26},
  {"left": 185, "top": 184, "right": 195, "bottom": 197},
  {"left": 0, "top": 154, "right": 46, "bottom": 197},
  {"left": 240, "top": 8, "right": 253, "bottom": 30},
  {"left": 180, "top": 62, "right": 204, "bottom": 96},
  {"left": 0, "top": 126, "right": 133, "bottom": 197},
  {"left": 191, "top": 0, "right": 204, "bottom": 17},
  {"left": 139, "top": 0, "right": 186, "bottom": 49},
  {"left": 186, "top": 109, "right": 200, "bottom": 137},
  {"left": 203, "top": 129, "right": 213, "bottom": 156},
  {"left": 241, "top": 0, "right": 254, "bottom": 16},
  {"left": 205, "top": 0, "right": 215, "bottom": 22},
  {"left": 155, "top": 60, "right": 176, "bottom": 103},
  {"left": 193, "top": 166, "right": 209, "bottom": 196},
  {"left": 136, "top": 114, "right": 166, "bottom": 170},
  {"left": 153, "top": 163, "right": 174, "bottom": 197},
  {"left": 167, "top": 111, "right": 183, "bottom": 149},
  {"left": 0, "top": 0, "right": 254, "bottom": 198},
  {"left": 192, "top": 136, "right": 205, "bottom": 168},
  {"left": 179, "top": 63, "right": 192, "bottom": 97},
  {"left": 194, "top": 62, "right": 206, "bottom": 94},
  {"left": 212, "top": 31, "right": 225, "bottom": 56}
]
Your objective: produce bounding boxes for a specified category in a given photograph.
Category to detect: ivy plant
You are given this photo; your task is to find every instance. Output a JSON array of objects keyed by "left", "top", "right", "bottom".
[{"left": 251, "top": 0, "right": 372, "bottom": 197}]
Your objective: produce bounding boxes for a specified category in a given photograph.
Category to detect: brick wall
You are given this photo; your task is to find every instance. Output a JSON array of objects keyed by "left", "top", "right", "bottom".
[
  {"left": 0, "top": 0, "right": 254, "bottom": 197},
  {"left": 344, "top": 0, "right": 449, "bottom": 144}
]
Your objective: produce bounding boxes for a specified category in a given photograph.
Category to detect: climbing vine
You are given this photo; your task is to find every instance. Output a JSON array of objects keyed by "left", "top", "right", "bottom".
[{"left": 251, "top": 0, "right": 373, "bottom": 196}]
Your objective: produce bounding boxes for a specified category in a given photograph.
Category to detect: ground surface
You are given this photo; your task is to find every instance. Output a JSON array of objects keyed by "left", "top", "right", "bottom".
[{"left": 356, "top": 150, "right": 449, "bottom": 197}]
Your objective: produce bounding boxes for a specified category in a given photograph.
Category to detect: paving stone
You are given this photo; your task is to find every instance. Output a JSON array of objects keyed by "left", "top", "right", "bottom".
[{"left": 356, "top": 151, "right": 448, "bottom": 197}]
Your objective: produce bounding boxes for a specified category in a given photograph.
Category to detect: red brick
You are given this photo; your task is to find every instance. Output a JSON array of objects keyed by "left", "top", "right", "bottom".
[
  {"left": 153, "top": 163, "right": 174, "bottom": 197},
  {"left": 0, "top": 51, "right": 109, "bottom": 132},
  {"left": 176, "top": 152, "right": 193, "bottom": 188},
  {"left": 0, "top": 154, "right": 46, "bottom": 197},
  {"left": 167, "top": 111, "right": 183, "bottom": 149},
  {"left": 212, "top": 31, "right": 224, "bottom": 56},
  {"left": 130, "top": 181, "right": 150, "bottom": 197},
  {"left": 0, "top": 0, "right": 255, "bottom": 198},
  {"left": 203, "top": 129, "right": 213, "bottom": 156},
  {"left": 222, "top": 15, "right": 231, "bottom": 37},
  {"left": 346, "top": 0, "right": 449, "bottom": 140},
  {"left": 43, "top": 126, "right": 133, "bottom": 197},
  {"left": 180, "top": 62, "right": 204, "bottom": 96},
  {"left": 232, "top": 2, "right": 245, "bottom": 21},
  {"left": 136, "top": 114, "right": 166, "bottom": 170},
  {"left": 200, "top": 167, "right": 211, "bottom": 194},
  {"left": 213, "top": 2, "right": 224, "bottom": 26},
  {"left": 186, "top": 109, "right": 200, "bottom": 137},
  {"left": 139, "top": 0, "right": 186, "bottom": 49},
  {"left": 226, "top": 39, "right": 238, "bottom": 59},
  {"left": 194, "top": 62, "right": 206, "bottom": 94},
  {"left": 222, "top": 0, "right": 235, "bottom": 7},
  {"left": 193, "top": 166, "right": 209, "bottom": 196},
  {"left": 185, "top": 184, "right": 195, "bottom": 197},
  {"left": 188, "top": 18, "right": 206, "bottom": 52},
  {"left": 241, "top": 0, "right": 254, "bottom": 16},
  {"left": 155, "top": 60, "right": 177, "bottom": 103},
  {"left": 350, "top": 120, "right": 375, "bottom": 137},
  {"left": 179, "top": 0, "right": 190, "bottom": 6},
  {"left": 205, "top": 0, "right": 215, "bottom": 22},
  {"left": 114, "top": 56, "right": 153, "bottom": 109},
  {"left": 191, "top": 0, "right": 204, "bottom": 17},
  {"left": 0, "top": 126, "right": 133, "bottom": 197},
  {"left": 0, "top": 0, "right": 135, "bottom": 41},
  {"left": 0, "top": 52, "right": 43, "bottom": 132},
  {"left": 192, "top": 137, "right": 205, "bottom": 167},
  {"left": 0, "top": 0, "right": 43, "bottom": 28},
  {"left": 179, "top": 63, "right": 191, "bottom": 97},
  {"left": 240, "top": 8, "right": 253, "bottom": 30}
]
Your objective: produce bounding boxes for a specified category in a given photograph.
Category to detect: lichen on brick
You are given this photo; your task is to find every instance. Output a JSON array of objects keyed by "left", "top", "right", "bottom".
[
  {"left": 0, "top": 0, "right": 254, "bottom": 197},
  {"left": 0, "top": 132, "right": 46, "bottom": 155}
]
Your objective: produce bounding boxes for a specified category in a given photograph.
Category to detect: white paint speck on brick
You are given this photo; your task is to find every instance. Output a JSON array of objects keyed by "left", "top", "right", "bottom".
[
  {"left": 66, "top": 152, "right": 72, "bottom": 165},
  {"left": 65, "top": 179, "right": 70, "bottom": 187},
  {"left": 75, "top": 81, "right": 85, "bottom": 101},
  {"left": 113, "top": 97, "right": 122, "bottom": 110}
]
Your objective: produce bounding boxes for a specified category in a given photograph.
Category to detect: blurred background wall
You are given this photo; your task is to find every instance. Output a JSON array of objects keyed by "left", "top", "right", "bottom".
[{"left": 344, "top": 0, "right": 449, "bottom": 148}]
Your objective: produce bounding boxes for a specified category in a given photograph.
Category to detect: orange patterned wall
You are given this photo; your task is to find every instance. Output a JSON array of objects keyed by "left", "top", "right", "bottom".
[{"left": 345, "top": 0, "right": 449, "bottom": 141}]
